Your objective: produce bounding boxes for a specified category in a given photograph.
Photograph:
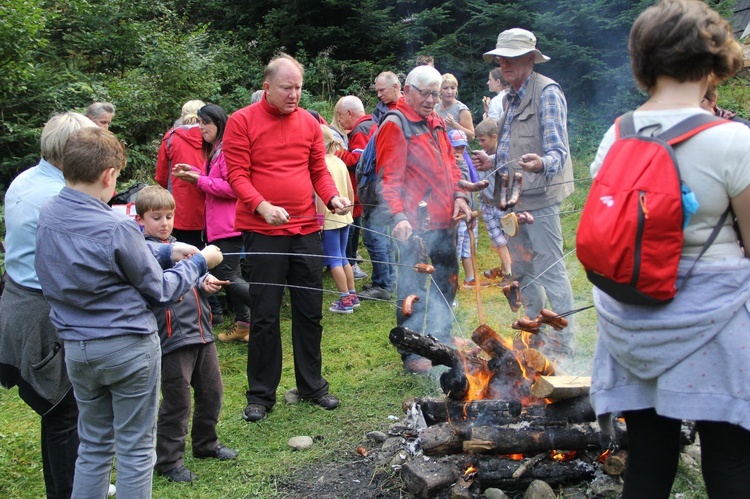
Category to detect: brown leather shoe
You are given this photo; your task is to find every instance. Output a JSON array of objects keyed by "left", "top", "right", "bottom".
[{"left": 218, "top": 322, "right": 249, "bottom": 343}]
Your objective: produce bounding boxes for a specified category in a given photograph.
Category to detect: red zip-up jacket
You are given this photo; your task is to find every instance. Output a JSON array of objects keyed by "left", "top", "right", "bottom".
[
  {"left": 376, "top": 99, "right": 463, "bottom": 230},
  {"left": 223, "top": 98, "right": 340, "bottom": 236},
  {"left": 154, "top": 125, "right": 206, "bottom": 231}
]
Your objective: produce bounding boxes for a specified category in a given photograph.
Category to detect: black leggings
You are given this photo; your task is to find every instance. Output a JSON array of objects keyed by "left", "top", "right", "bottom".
[{"left": 622, "top": 408, "right": 750, "bottom": 498}]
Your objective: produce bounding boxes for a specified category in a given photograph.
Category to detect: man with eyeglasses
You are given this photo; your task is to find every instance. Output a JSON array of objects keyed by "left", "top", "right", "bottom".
[
  {"left": 375, "top": 65, "right": 473, "bottom": 373},
  {"left": 473, "top": 28, "right": 576, "bottom": 362}
]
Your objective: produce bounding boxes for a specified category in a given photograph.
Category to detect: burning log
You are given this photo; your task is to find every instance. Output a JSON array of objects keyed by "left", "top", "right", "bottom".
[
  {"left": 420, "top": 421, "right": 473, "bottom": 455},
  {"left": 521, "top": 348, "right": 555, "bottom": 376},
  {"left": 522, "top": 396, "right": 597, "bottom": 423},
  {"left": 389, "top": 326, "right": 472, "bottom": 400},
  {"left": 530, "top": 376, "right": 591, "bottom": 400},
  {"left": 410, "top": 397, "right": 522, "bottom": 427},
  {"left": 475, "top": 455, "right": 596, "bottom": 491},
  {"left": 390, "top": 326, "right": 462, "bottom": 367},
  {"left": 464, "top": 422, "right": 603, "bottom": 455},
  {"left": 471, "top": 325, "right": 523, "bottom": 379},
  {"left": 602, "top": 449, "right": 628, "bottom": 476}
]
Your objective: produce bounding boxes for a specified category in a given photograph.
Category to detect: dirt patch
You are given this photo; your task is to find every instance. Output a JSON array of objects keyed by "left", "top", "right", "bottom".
[{"left": 277, "top": 456, "right": 404, "bottom": 498}]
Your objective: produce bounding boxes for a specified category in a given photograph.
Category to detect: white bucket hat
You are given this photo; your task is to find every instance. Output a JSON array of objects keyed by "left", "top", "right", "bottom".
[{"left": 483, "top": 28, "right": 550, "bottom": 64}]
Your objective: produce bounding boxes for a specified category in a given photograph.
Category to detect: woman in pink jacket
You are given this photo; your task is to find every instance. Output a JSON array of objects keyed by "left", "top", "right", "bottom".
[{"left": 173, "top": 104, "right": 251, "bottom": 342}]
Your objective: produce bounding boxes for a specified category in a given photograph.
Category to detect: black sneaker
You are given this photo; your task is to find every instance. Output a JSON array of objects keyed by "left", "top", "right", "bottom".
[
  {"left": 242, "top": 403, "right": 268, "bottom": 422},
  {"left": 193, "top": 444, "right": 238, "bottom": 461},
  {"left": 301, "top": 393, "right": 340, "bottom": 410},
  {"left": 358, "top": 285, "right": 390, "bottom": 300},
  {"left": 159, "top": 465, "right": 197, "bottom": 483}
]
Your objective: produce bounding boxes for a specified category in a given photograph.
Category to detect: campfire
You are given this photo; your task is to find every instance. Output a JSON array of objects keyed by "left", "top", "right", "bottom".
[{"left": 387, "top": 321, "right": 695, "bottom": 497}]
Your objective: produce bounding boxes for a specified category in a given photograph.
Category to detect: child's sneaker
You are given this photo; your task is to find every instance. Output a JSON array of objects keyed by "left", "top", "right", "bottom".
[
  {"left": 348, "top": 293, "right": 361, "bottom": 308},
  {"left": 329, "top": 298, "right": 353, "bottom": 314}
]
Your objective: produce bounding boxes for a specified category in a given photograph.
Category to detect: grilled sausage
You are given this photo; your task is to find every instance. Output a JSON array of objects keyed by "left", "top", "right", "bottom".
[
  {"left": 517, "top": 211, "right": 535, "bottom": 224},
  {"left": 498, "top": 173, "right": 509, "bottom": 210},
  {"left": 412, "top": 263, "right": 435, "bottom": 274},
  {"left": 507, "top": 172, "right": 523, "bottom": 208},
  {"left": 502, "top": 281, "right": 521, "bottom": 313},
  {"left": 458, "top": 179, "right": 490, "bottom": 192},
  {"left": 538, "top": 308, "right": 568, "bottom": 331},
  {"left": 512, "top": 317, "right": 542, "bottom": 333},
  {"left": 403, "top": 294, "right": 420, "bottom": 317}
]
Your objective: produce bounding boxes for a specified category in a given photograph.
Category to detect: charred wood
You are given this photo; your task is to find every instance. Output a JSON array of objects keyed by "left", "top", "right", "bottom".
[
  {"left": 603, "top": 450, "right": 628, "bottom": 476},
  {"left": 412, "top": 397, "right": 522, "bottom": 426},
  {"left": 389, "top": 326, "right": 462, "bottom": 368},
  {"left": 475, "top": 455, "right": 596, "bottom": 491},
  {"left": 465, "top": 422, "right": 603, "bottom": 454},
  {"left": 419, "top": 421, "right": 473, "bottom": 455}
]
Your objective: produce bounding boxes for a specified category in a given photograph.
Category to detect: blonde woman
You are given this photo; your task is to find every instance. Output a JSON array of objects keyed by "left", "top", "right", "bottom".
[{"left": 434, "top": 73, "right": 475, "bottom": 140}]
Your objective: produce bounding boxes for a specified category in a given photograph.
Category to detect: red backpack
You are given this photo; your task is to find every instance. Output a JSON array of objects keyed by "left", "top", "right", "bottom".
[{"left": 576, "top": 112, "right": 728, "bottom": 306}]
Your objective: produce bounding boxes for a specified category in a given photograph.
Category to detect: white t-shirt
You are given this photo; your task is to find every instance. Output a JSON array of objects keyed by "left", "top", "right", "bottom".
[
  {"left": 487, "top": 89, "right": 508, "bottom": 121},
  {"left": 590, "top": 108, "right": 750, "bottom": 260}
]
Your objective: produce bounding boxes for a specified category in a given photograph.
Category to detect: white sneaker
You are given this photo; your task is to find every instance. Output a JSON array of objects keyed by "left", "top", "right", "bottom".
[
  {"left": 107, "top": 483, "right": 116, "bottom": 497},
  {"left": 352, "top": 263, "right": 368, "bottom": 280}
]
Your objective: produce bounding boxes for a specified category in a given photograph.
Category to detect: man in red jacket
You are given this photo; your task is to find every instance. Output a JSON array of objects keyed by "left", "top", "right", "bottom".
[
  {"left": 376, "top": 65, "right": 473, "bottom": 373},
  {"left": 223, "top": 53, "right": 351, "bottom": 422}
]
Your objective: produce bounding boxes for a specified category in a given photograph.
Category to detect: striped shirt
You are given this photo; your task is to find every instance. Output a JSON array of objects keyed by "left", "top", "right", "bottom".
[{"left": 497, "top": 73, "right": 569, "bottom": 177}]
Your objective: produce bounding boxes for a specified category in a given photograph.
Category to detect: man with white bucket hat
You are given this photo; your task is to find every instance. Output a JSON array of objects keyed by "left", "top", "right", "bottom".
[{"left": 473, "top": 28, "right": 576, "bottom": 361}]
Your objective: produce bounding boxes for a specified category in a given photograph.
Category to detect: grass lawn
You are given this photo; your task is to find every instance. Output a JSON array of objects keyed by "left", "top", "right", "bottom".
[{"left": 0, "top": 155, "right": 708, "bottom": 498}]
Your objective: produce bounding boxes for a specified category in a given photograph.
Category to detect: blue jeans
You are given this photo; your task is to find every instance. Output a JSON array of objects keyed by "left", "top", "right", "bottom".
[
  {"left": 64, "top": 333, "right": 161, "bottom": 499},
  {"left": 361, "top": 216, "right": 395, "bottom": 291}
]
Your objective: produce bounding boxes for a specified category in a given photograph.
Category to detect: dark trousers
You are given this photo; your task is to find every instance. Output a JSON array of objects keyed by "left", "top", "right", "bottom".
[
  {"left": 346, "top": 215, "right": 361, "bottom": 265},
  {"left": 211, "top": 236, "right": 251, "bottom": 323},
  {"left": 41, "top": 388, "right": 78, "bottom": 499},
  {"left": 242, "top": 232, "right": 329, "bottom": 409},
  {"left": 395, "top": 228, "right": 458, "bottom": 351},
  {"left": 622, "top": 408, "right": 750, "bottom": 498},
  {"left": 154, "top": 343, "right": 222, "bottom": 473}
]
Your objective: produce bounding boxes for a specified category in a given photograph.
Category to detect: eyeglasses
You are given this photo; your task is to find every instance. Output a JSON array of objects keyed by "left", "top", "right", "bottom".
[
  {"left": 411, "top": 85, "right": 439, "bottom": 99},
  {"left": 493, "top": 55, "right": 525, "bottom": 66}
]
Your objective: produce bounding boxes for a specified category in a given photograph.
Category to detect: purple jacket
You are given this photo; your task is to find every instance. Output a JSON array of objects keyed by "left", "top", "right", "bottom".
[{"left": 196, "top": 146, "right": 241, "bottom": 243}]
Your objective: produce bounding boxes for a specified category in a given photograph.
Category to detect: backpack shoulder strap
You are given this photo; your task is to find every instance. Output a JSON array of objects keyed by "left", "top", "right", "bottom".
[
  {"left": 615, "top": 112, "right": 727, "bottom": 144},
  {"left": 381, "top": 109, "right": 421, "bottom": 140},
  {"left": 615, "top": 111, "right": 636, "bottom": 139},
  {"left": 658, "top": 114, "right": 728, "bottom": 145}
]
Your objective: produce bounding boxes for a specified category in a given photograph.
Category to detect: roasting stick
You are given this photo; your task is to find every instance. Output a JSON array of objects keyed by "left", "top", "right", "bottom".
[{"left": 454, "top": 211, "right": 484, "bottom": 324}]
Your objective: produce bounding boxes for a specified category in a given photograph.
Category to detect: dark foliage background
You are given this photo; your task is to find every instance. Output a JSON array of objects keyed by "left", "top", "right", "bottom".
[{"left": 0, "top": 0, "right": 736, "bottom": 187}]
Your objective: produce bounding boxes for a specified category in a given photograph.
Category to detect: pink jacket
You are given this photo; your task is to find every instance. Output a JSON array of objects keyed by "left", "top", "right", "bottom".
[{"left": 196, "top": 147, "right": 241, "bottom": 243}]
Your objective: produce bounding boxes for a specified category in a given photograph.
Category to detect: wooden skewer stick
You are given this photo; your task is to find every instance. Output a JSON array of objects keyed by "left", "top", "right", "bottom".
[{"left": 468, "top": 227, "right": 484, "bottom": 324}]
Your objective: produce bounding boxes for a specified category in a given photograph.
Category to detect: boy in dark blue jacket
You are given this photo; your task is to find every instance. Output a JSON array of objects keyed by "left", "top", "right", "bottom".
[{"left": 135, "top": 185, "right": 238, "bottom": 483}]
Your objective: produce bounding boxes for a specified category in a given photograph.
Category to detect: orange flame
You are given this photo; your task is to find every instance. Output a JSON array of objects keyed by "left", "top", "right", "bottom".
[
  {"left": 597, "top": 449, "right": 612, "bottom": 463},
  {"left": 463, "top": 466, "right": 478, "bottom": 479},
  {"left": 501, "top": 453, "right": 525, "bottom": 461},
  {"left": 550, "top": 450, "right": 578, "bottom": 462},
  {"left": 464, "top": 369, "right": 493, "bottom": 402}
]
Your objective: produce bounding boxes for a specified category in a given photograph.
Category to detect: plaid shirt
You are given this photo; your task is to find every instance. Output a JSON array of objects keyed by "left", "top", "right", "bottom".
[{"left": 497, "top": 73, "right": 569, "bottom": 176}]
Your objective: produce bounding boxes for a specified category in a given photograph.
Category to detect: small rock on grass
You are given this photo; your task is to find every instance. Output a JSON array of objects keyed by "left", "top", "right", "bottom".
[
  {"left": 366, "top": 431, "right": 387, "bottom": 443},
  {"left": 288, "top": 436, "right": 313, "bottom": 450}
]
